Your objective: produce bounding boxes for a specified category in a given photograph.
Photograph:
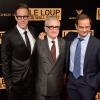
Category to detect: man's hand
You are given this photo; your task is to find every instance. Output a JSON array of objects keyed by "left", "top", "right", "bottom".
[{"left": 38, "top": 32, "right": 46, "bottom": 40}]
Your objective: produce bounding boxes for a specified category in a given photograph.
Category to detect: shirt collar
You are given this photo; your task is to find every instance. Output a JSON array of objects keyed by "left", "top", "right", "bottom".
[
  {"left": 77, "top": 32, "right": 90, "bottom": 41},
  {"left": 16, "top": 24, "right": 28, "bottom": 35},
  {"left": 47, "top": 35, "right": 57, "bottom": 43}
]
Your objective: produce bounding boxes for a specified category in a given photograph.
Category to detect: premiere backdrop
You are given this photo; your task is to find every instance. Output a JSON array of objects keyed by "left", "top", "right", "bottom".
[{"left": 0, "top": 0, "right": 100, "bottom": 99}]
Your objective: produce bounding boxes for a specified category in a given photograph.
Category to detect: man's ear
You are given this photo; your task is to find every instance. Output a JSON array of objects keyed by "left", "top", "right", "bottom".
[
  {"left": 75, "top": 24, "right": 78, "bottom": 29},
  {"left": 28, "top": 15, "right": 31, "bottom": 20},
  {"left": 44, "top": 26, "right": 46, "bottom": 32},
  {"left": 14, "top": 14, "right": 17, "bottom": 21}
]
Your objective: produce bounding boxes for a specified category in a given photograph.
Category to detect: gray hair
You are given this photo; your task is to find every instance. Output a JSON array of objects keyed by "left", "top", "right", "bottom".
[{"left": 44, "top": 16, "right": 60, "bottom": 26}]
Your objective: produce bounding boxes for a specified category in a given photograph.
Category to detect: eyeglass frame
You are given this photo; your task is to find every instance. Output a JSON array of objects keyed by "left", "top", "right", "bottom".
[
  {"left": 45, "top": 26, "right": 60, "bottom": 30},
  {"left": 16, "top": 15, "right": 29, "bottom": 20}
]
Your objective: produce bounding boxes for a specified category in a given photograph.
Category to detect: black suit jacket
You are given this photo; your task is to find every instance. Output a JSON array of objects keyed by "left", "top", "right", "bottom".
[
  {"left": 1, "top": 26, "right": 36, "bottom": 89},
  {"left": 33, "top": 37, "right": 65, "bottom": 96},
  {"left": 65, "top": 32, "right": 100, "bottom": 89}
]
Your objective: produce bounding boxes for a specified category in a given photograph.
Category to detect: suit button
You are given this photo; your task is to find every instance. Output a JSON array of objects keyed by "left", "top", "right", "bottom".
[{"left": 48, "top": 73, "right": 50, "bottom": 75}]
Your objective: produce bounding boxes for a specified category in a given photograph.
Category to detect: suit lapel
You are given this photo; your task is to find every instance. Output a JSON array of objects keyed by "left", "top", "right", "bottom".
[
  {"left": 14, "top": 27, "right": 27, "bottom": 47},
  {"left": 84, "top": 36, "right": 94, "bottom": 71},
  {"left": 41, "top": 38, "right": 54, "bottom": 73},
  {"left": 44, "top": 38, "right": 53, "bottom": 64},
  {"left": 56, "top": 37, "right": 62, "bottom": 62}
]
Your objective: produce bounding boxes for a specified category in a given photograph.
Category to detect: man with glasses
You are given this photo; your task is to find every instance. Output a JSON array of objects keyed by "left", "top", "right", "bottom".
[
  {"left": 1, "top": 3, "right": 36, "bottom": 100},
  {"left": 65, "top": 13, "right": 100, "bottom": 100},
  {"left": 33, "top": 16, "right": 65, "bottom": 100}
]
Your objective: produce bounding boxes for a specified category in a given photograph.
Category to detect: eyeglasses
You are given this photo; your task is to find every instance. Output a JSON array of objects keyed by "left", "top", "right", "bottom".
[
  {"left": 16, "top": 16, "right": 29, "bottom": 20},
  {"left": 46, "top": 26, "right": 60, "bottom": 30}
]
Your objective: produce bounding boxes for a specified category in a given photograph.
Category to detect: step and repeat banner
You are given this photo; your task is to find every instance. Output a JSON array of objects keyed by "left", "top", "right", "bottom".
[
  {"left": 29, "top": 8, "right": 61, "bottom": 21},
  {"left": 0, "top": 0, "right": 100, "bottom": 99},
  {"left": 96, "top": 8, "right": 100, "bottom": 20}
]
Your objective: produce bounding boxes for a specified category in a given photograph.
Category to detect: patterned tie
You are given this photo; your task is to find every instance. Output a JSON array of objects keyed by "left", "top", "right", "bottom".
[
  {"left": 24, "top": 31, "right": 31, "bottom": 54},
  {"left": 51, "top": 41, "right": 56, "bottom": 63},
  {"left": 73, "top": 38, "right": 83, "bottom": 79}
]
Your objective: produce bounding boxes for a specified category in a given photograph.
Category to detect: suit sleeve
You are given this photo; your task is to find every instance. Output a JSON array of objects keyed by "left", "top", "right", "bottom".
[
  {"left": 31, "top": 39, "right": 39, "bottom": 83},
  {"left": 1, "top": 32, "right": 12, "bottom": 90},
  {"left": 97, "top": 43, "right": 100, "bottom": 85}
]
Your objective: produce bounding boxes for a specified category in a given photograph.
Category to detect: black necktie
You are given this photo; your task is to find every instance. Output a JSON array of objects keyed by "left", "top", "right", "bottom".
[
  {"left": 24, "top": 31, "right": 31, "bottom": 54},
  {"left": 51, "top": 41, "right": 56, "bottom": 63},
  {"left": 73, "top": 38, "right": 83, "bottom": 79}
]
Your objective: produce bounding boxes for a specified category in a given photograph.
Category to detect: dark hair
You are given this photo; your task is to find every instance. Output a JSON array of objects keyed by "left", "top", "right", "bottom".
[
  {"left": 15, "top": 3, "right": 29, "bottom": 14},
  {"left": 75, "top": 13, "right": 92, "bottom": 25}
]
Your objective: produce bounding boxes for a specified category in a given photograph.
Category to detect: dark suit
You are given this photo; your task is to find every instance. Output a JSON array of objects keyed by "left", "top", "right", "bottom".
[
  {"left": 1, "top": 26, "right": 36, "bottom": 100},
  {"left": 65, "top": 32, "right": 100, "bottom": 100},
  {"left": 33, "top": 37, "right": 65, "bottom": 100}
]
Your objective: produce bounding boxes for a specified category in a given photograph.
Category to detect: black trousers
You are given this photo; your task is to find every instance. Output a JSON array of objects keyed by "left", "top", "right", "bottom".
[
  {"left": 67, "top": 72, "right": 96, "bottom": 100},
  {"left": 8, "top": 74, "right": 35, "bottom": 100}
]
